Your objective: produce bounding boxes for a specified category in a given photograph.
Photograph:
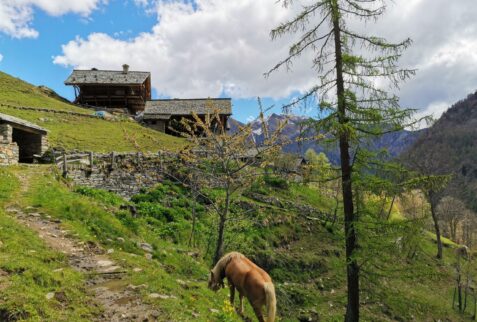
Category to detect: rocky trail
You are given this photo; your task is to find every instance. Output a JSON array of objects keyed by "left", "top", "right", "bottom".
[{"left": 6, "top": 171, "right": 159, "bottom": 322}]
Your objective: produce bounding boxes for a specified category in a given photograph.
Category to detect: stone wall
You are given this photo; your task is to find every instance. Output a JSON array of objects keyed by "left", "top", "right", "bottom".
[
  {"left": 0, "top": 143, "right": 19, "bottom": 165},
  {"left": 0, "top": 123, "right": 12, "bottom": 142},
  {"left": 66, "top": 153, "right": 175, "bottom": 198},
  {"left": 0, "top": 124, "right": 19, "bottom": 165}
]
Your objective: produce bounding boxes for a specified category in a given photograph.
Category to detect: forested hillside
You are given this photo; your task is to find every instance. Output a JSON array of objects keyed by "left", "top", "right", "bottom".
[{"left": 404, "top": 91, "right": 477, "bottom": 211}]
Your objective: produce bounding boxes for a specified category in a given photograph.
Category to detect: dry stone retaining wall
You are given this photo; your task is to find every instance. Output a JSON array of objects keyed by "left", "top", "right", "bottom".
[
  {"left": 0, "top": 124, "right": 19, "bottom": 165},
  {"left": 65, "top": 152, "right": 177, "bottom": 198}
]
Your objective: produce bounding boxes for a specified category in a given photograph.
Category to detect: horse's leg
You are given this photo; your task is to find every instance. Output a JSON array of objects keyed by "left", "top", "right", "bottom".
[
  {"left": 252, "top": 303, "right": 265, "bottom": 322},
  {"left": 239, "top": 293, "right": 244, "bottom": 314},
  {"left": 229, "top": 283, "right": 235, "bottom": 306}
]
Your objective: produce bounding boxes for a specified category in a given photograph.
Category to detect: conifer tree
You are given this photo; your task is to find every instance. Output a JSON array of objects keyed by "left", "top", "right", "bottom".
[{"left": 268, "top": 1, "right": 419, "bottom": 320}]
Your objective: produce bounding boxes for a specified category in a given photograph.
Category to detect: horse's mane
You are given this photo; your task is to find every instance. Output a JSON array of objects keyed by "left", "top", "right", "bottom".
[{"left": 211, "top": 252, "right": 244, "bottom": 280}]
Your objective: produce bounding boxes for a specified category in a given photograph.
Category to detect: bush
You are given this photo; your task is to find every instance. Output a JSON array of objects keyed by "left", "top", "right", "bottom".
[
  {"left": 74, "top": 186, "right": 124, "bottom": 206},
  {"left": 264, "top": 175, "right": 289, "bottom": 190},
  {"left": 249, "top": 180, "right": 268, "bottom": 195},
  {"left": 115, "top": 210, "right": 140, "bottom": 234},
  {"left": 136, "top": 202, "right": 182, "bottom": 223}
]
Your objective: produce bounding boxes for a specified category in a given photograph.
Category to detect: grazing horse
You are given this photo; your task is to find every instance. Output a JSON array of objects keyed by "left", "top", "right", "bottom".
[{"left": 208, "top": 252, "right": 276, "bottom": 322}]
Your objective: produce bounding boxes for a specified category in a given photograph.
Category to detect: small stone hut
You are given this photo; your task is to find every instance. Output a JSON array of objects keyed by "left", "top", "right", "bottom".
[{"left": 0, "top": 113, "right": 48, "bottom": 165}]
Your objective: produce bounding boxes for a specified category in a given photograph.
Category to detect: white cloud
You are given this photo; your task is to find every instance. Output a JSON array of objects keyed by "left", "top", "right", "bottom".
[
  {"left": 54, "top": 0, "right": 477, "bottom": 118},
  {"left": 54, "top": 0, "right": 316, "bottom": 99},
  {"left": 0, "top": 53, "right": 3, "bottom": 62},
  {"left": 0, "top": 0, "right": 106, "bottom": 38},
  {"left": 367, "top": 0, "right": 477, "bottom": 121},
  {"left": 246, "top": 115, "right": 256, "bottom": 123},
  {"left": 133, "top": 0, "right": 149, "bottom": 7}
]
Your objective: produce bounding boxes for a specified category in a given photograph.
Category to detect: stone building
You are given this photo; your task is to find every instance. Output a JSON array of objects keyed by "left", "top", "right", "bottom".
[
  {"left": 64, "top": 65, "right": 234, "bottom": 134},
  {"left": 64, "top": 64, "right": 152, "bottom": 114},
  {"left": 142, "top": 98, "right": 232, "bottom": 135},
  {"left": 0, "top": 113, "right": 48, "bottom": 165}
]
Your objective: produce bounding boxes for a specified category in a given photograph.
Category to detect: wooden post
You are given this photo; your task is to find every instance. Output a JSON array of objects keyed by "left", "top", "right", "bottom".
[
  {"left": 62, "top": 153, "right": 67, "bottom": 177},
  {"left": 89, "top": 152, "right": 94, "bottom": 170},
  {"left": 136, "top": 152, "right": 141, "bottom": 165}
]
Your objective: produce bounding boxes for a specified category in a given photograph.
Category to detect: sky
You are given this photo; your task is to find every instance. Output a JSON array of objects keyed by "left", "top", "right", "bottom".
[{"left": 0, "top": 0, "right": 476, "bottom": 124}]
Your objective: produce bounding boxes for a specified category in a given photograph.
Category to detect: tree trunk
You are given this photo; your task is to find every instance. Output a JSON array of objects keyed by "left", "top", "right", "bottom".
[
  {"left": 457, "top": 258, "right": 463, "bottom": 312},
  {"left": 451, "top": 218, "right": 458, "bottom": 243},
  {"left": 386, "top": 195, "right": 397, "bottom": 221},
  {"left": 429, "top": 193, "right": 443, "bottom": 259},
  {"left": 332, "top": 2, "right": 359, "bottom": 321},
  {"left": 188, "top": 190, "right": 197, "bottom": 247},
  {"left": 213, "top": 189, "right": 230, "bottom": 265},
  {"left": 213, "top": 214, "right": 226, "bottom": 265}
]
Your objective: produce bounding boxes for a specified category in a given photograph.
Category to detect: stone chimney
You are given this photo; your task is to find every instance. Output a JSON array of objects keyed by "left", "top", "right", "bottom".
[{"left": 122, "top": 64, "right": 129, "bottom": 74}]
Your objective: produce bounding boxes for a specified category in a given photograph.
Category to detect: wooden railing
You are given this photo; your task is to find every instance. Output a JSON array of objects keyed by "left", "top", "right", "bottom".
[
  {"left": 55, "top": 152, "right": 94, "bottom": 174},
  {"left": 53, "top": 151, "right": 175, "bottom": 177}
]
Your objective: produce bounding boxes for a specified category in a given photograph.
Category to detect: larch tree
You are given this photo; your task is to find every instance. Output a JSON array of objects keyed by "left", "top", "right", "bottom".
[{"left": 267, "top": 1, "right": 419, "bottom": 320}]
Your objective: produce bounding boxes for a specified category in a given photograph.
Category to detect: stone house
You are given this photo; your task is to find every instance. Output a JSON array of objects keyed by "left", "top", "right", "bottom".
[
  {"left": 142, "top": 98, "right": 232, "bottom": 135},
  {"left": 0, "top": 113, "right": 48, "bottom": 165},
  {"left": 64, "top": 65, "right": 233, "bottom": 134}
]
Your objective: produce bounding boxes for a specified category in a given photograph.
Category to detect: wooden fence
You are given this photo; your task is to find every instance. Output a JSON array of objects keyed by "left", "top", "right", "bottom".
[
  {"left": 53, "top": 151, "right": 173, "bottom": 176},
  {"left": 54, "top": 152, "right": 94, "bottom": 174}
]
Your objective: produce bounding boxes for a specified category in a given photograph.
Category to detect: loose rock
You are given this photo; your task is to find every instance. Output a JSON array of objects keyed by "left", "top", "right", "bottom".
[{"left": 138, "top": 242, "right": 153, "bottom": 253}]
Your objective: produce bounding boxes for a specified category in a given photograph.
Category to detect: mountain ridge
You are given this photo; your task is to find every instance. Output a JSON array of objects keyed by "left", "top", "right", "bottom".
[{"left": 230, "top": 113, "right": 424, "bottom": 163}]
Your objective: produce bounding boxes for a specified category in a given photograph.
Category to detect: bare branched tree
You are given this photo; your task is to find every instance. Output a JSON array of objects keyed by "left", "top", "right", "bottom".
[
  {"left": 178, "top": 103, "right": 286, "bottom": 265},
  {"left": 437, "top": 196, "right": 466, "bottom": 243}
]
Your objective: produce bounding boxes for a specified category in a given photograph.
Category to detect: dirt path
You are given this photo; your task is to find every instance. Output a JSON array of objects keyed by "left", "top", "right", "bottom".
[{"left": 6, "top": 170, "right": 159, "bottom": 322}]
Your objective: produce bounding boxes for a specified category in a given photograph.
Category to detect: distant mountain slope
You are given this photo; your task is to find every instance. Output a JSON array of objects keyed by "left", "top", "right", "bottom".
[
  {"left": 404, "top": 91, "right": 477, "bottom": 210},
  {"left": 230, "top": 113, "right": 422, "bottom": 163},
  {"left": 0, "top": 71, "right": 184, "bottom": 152}
]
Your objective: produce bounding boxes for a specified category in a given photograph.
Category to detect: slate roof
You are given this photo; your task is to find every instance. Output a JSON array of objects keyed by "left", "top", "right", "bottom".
[
  {"left": 144, "top": 99, "right": 232, "bottom": 119},
  {"left": 0, "top": 113, "right": 48, "bottom": 134},
  {"left": 65, "top": 69, "right": 150, "bottom": 85}
]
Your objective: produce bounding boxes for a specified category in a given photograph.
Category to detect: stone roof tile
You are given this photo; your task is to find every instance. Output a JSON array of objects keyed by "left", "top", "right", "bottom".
[
  {"left": 0, "top": 113, "right": 48, "bottom": 134},
  {"left": 144, "top": 99, "right": 232, "bottom": 119},
  {"left": 65, "top": 69, "right": 150, "bottom": 85}
]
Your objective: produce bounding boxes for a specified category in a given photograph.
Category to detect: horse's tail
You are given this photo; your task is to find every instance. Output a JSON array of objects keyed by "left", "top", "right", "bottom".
[{"left": 264, "top": 282, "right": 276, "bottom": 322}]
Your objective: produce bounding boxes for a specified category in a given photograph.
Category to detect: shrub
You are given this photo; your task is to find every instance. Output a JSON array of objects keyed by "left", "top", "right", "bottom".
[
  {"left": 264, "top": 175, "right": 289, "bottom": 190},
  {"left": 74, "top": 186, "right": 124, "bottom": 206},
  {"left": 115, "top": 210, "right": 140, "bottom": 234}
]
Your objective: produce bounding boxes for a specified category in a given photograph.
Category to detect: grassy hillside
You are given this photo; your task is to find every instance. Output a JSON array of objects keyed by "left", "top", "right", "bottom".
[
  {"left": 0, "top": 168, "right": 98, "bottom": 321},
  {"left": 0, "top": 165, "right": 474, "bottom": 321},
  {"left": 0, "top": 71, "right": 184, "bottom": 152}
]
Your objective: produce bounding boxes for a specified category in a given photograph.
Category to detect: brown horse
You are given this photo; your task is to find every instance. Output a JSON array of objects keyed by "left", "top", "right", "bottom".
[{"left": 208, "top": 252, "right": 276, "bottom": 322}]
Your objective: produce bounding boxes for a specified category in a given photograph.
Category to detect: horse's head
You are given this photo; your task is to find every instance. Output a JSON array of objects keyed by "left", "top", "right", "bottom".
[{"left": 208, "top": 270, "right": 223, "bottom": 292}]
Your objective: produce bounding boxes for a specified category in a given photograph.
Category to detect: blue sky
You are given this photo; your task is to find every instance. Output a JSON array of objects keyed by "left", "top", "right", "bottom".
[
  {"left": 0, "top": 1, "right": 154, "bottom": 97},
  {"left": 0, "top": 0, "right": 476, "bottom": 124}
]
